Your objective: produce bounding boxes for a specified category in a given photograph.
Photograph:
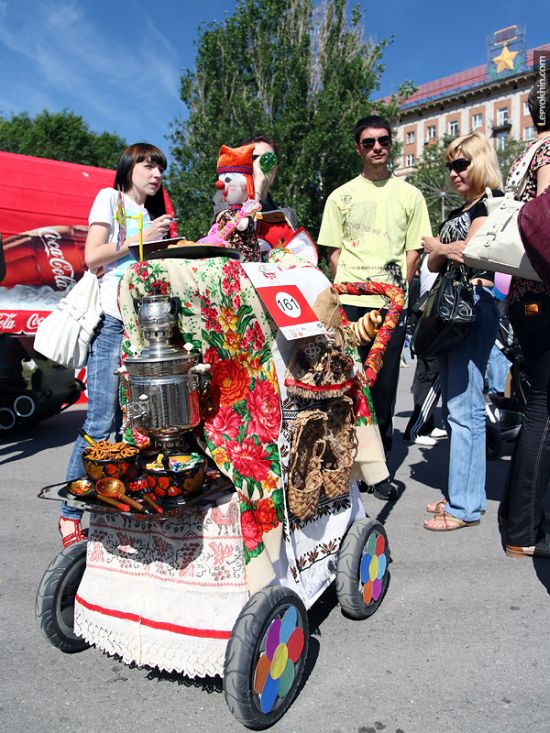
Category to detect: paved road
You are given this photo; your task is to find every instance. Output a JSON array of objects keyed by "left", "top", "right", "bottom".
[{"left": 1, "top": 365, "right": 549, "bottom": 733}]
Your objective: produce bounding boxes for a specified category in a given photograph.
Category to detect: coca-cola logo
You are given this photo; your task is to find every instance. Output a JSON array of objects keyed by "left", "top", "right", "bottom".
[
  {"left": 0, "top": 312, "right": 16, "bottom": 330},
  {"left": 40, "top": 228, "right": 76, "bottom": 289},
  {"left": 26, "top": 313, "right": 46, "bottom": 331}
]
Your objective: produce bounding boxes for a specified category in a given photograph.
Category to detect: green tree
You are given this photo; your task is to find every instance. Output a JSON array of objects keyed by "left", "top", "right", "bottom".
[
  {"left": 0, "top": 109, "right": 126, "bottom": 168},
  {"left": 407, "top": 137, "right": 461, "bottom": 232},
  {"left": 168, "top": 0, "right": 413, "bottom": 240},
  {"left": 496, "top": 137, "right": 525, "bottom": 181}
]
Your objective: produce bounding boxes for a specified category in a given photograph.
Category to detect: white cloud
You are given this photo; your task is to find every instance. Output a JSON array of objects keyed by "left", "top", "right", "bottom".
[{"left": 0, "top": 0, "right": 181, "bottom": 137}]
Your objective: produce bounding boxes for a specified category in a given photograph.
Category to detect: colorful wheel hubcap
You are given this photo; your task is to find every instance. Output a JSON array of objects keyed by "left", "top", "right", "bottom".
[
  {"left": 253, "top": 605, "right": 306, "bottom": 714},
  {"left": 359, "top": 530, "right": 388, "bottom": 606}
]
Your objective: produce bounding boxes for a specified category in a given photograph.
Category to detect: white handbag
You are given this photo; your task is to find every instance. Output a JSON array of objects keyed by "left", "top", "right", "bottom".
[
  {"left": 462, "top": 139, "right": 547, "bottom": 282},
  {"left": 34, "top": 270, "right": 103, "bottom": 368}
]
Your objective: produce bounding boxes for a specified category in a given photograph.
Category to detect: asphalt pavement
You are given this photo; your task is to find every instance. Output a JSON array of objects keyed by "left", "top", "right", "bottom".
[{"left": 1, "top": 363, "right": 549, "bottom": 733}]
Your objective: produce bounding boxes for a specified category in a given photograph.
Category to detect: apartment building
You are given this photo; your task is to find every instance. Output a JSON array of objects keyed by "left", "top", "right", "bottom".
[{"left": 390, "top": 26, "right": 550, "bottom": 175}]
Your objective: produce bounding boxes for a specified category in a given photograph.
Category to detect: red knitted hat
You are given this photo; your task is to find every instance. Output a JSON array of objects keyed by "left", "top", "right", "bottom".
[{"left": 216, "top": 144, "right": 255, "bottom": 199}]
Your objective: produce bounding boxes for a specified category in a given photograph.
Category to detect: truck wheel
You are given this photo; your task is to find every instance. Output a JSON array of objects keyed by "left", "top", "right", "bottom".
[
  {"left": 336, "top": 519, "right": 390, "bottom": 619},
  {"left": 224, "top": 586, "right": 309, "bottom": 729},
  {"left": 35, "top": 541, "right": 89, "bottom": 653}
]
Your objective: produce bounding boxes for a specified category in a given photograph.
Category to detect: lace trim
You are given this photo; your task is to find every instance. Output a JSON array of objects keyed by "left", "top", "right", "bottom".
[{"left": 74, "top": 605, "right": 233, "bottom": 678}]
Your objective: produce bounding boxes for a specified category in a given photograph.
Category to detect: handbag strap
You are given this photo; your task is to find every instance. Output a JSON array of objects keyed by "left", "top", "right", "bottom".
[{"left": 506, "top": 138, "right": 547, "bottom": 199}]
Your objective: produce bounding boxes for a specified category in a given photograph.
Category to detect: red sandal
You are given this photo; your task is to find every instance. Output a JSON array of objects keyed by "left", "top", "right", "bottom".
[{"left": 59, "top": 518, "right": 88, "bottom": 548}]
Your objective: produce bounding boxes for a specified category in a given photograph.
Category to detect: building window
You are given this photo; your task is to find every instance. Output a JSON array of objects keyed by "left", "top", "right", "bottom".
[
  {"left": 406, "top": 131, "right": 415, "bottom": 144},
  {"left": 426, "top": 125, "right": 436, "bottom": 142},
  {"left": 523, "top": 101, "right": 530, "bottom": 116},
  {"left": 448, "top": 120, "right": 459, "bottom": 136},
  {"left": 405, "top": 154, "right": 415, "bottom": 167},
  {"left": 471, "top": 112, "right": 483, "bottom": 130},
  {"left": 496, "top": 107, "right": 509, "bottom": 126},
  {"left": 495, "top": 131, "right": 508, "bottom": 150},
  {"left": 523, "top": 126, "right": 536, "bottom": 141}
]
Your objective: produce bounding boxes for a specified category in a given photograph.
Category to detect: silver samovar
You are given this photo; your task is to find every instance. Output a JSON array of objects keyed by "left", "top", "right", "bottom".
[{"left": 125, "top": 294, "right": 210, "bottom": 455}]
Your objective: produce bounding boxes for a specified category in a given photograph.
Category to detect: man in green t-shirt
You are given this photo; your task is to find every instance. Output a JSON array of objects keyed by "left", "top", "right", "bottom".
[{"left": 318, "top": 115, "right": 431, "bottom": 501}]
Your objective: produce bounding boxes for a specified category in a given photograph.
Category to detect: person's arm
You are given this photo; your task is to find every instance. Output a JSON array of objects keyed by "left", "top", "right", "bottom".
[
  {"left": 406, "top": 250, "right": 420, "bottom": 284},
  {"left": 318, "top": 192, "right": 344, "bottom": 278},
  {"left": 404, "top": 188, "right": 431, "bottom": 277},
  {"left": 328, "top": 247, "right": 341, "bottom": 277},
  {"left": 424, "top": 214, "right": 488, "bottom": 271},
  {"left": 537, "top": 163, "right": 550, "bottom": 195}
]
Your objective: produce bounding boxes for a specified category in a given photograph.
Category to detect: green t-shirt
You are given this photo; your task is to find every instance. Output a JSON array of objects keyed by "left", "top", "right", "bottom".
[{"left": 317, "top": 174, "right": 431, "bottom": 307}]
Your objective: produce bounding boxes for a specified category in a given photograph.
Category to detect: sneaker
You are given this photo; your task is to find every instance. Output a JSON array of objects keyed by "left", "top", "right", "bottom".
[
  {"left": 370, "top": 480, "right": 399, "bottom": 501},
  {"left": 412, "top": 435, "right": 437, "bottom": 446},
  {"left": 430, "top": 428, "right": 447, "bottom": 439}
]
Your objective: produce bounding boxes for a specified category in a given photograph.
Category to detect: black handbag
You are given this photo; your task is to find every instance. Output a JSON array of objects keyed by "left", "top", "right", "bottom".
[{"left": 412, "top": 265, "right": 476, "bottom": 358}]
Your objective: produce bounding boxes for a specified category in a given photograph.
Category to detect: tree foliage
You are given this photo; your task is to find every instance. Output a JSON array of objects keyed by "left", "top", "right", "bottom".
[
  {"left": 168, "top": 0, "right": 413, "bottom": 240},
  {"left": 0, "top": 109, "right": 126, "bottom": 168},
  {"left": 407, "top": 138, "right": 462, "bottom": 232},
  {"left": 408, "top": 136, "right": 527, "bottom": 233}
]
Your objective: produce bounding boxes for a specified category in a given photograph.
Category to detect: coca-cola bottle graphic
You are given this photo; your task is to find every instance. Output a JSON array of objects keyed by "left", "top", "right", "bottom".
[{"left": 1, "top": 225, "right": 88, "bottom": 290}]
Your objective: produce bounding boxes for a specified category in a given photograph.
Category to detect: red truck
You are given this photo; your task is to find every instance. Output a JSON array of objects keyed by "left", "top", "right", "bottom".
[{"left": 0, "top": 150, "right": 175, "bottom": 433}]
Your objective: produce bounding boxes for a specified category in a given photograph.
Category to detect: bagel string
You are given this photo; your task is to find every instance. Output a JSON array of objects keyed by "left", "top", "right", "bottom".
[{"left": 333, "top": 281, "right": 405, "bottom": 387}]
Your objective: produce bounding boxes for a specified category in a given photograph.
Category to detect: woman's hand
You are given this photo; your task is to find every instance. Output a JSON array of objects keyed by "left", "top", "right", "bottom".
[
  {"left": 446, "top": 240, "right": 466, "bottom": 264},
  {"left": 142, "top": 214, "right": 173, "bottom": 242},
  {"left": 422, "top": 235, "right": 442, "bottom": 254}
]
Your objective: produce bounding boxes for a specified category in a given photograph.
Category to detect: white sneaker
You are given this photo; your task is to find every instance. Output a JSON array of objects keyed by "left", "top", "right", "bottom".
[
  {"left": 412, "top": 435, "right": 437, "bottom": 446},
  {"left": 430, "top": 428, "right": 447, "bottom": 439}
]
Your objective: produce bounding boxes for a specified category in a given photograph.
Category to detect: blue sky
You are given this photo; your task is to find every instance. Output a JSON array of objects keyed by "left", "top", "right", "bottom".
[{"left": 0, "top": 0, "right": 548, "bottom": 161}]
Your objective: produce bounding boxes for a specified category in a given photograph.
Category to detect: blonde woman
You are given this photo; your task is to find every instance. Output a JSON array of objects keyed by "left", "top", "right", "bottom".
[{"left": 421, "top": 132, "right": 503, "bottom": 530}]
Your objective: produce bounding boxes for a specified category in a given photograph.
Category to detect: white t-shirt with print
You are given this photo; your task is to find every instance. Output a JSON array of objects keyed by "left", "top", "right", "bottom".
[{"left": 88, "top": 188, "right": 151, "bottom": 319}]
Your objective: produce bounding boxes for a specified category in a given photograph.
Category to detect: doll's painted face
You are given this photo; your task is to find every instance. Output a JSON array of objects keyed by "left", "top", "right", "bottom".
[{"left": 213, "top": 171, "right": 248, "bottom": 210}]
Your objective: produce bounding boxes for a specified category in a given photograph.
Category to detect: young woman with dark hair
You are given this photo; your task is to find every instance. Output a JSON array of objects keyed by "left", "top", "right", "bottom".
[{"left": 59, "top": 143, "right": 173, "bottom": 546}]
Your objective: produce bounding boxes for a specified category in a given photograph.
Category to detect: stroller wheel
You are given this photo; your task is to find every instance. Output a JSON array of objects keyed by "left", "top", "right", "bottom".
[
  {"left": 224, "top": 586, "right": 309, "bottom": 729},
  {"left": 35, "top": 541, "right": 90, "bottom": 653},
  {"left": 486, "top": 423, "right": 503, "bottom": 460},
  {"left": 336, "top": 519, "right": 390, "bottom": 619}
]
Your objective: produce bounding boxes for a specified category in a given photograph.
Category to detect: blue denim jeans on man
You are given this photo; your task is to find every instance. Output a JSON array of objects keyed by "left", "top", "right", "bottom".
[
  {"left": 61, "top": 314, "right": 123, "bottom": 519},
  {"left": 438, "top": 287, "right": 499, "bottom": 522}
]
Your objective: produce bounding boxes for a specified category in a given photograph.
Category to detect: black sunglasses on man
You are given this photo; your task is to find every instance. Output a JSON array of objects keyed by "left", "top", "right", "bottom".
[{"left": 360, "top": 135, "right": 392, "bottom": 150}]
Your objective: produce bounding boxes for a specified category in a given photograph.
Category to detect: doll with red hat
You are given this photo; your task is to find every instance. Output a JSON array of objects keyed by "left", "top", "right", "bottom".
[{"left": 198, "top": 143, "right": 262, "bottom": 262}]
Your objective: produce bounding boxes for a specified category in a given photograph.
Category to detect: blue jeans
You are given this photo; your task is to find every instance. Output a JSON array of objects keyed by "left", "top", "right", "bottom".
[
  {"left": 61, "top": 315, "right": 123, "bottom": 520},
  {"left": 438, "top": 288, "right": 499, "bottom": 522},
  {"left": 486, "top": 344, "right": 510, "bottom": 394}
]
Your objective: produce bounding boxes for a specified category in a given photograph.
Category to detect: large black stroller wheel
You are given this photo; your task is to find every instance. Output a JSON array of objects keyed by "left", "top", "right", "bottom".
[
  {"left": 35, "top": 541, "right": 90, "bottom": 653},
  {"left": 336, "top": 518, "right": 390, "bottom": 620},
  {"left": 486, "top": 422, "right": 503, "bottom": 460},
  {"left": 224, "top": 586, "right": 309, "bottom": 730}
]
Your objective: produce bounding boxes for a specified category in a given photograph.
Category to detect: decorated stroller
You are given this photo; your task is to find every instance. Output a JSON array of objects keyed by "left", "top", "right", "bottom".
[{"left": 35, "top": 144, "right": 404, "bottom": 729}]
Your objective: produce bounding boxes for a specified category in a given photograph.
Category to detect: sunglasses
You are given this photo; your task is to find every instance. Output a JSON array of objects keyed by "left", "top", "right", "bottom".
[
  {"left": 360, "top": 135, "right": 392, "bottom": 150},
  {"left": 446, "top": 158, "right": 471, "bottom": 173}
]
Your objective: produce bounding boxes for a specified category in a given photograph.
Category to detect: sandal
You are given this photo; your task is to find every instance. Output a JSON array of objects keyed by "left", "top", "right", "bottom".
[
  {"left": 423, "top": 511, "right": 480, "bottom": 532},
  {"left": 426, "top": 500, "right": 486, "bottom": 516},
  {"left": 426, "top": 499, "right": 446, "bottom": 514},
  {"left": 59, "top": 517, "right": 88, "bottom": 548}
]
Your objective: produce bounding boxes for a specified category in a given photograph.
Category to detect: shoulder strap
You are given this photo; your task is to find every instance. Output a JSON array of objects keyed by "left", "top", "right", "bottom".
[{"left": 506, "top": 138, "right": 547, "bottom": 197}]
